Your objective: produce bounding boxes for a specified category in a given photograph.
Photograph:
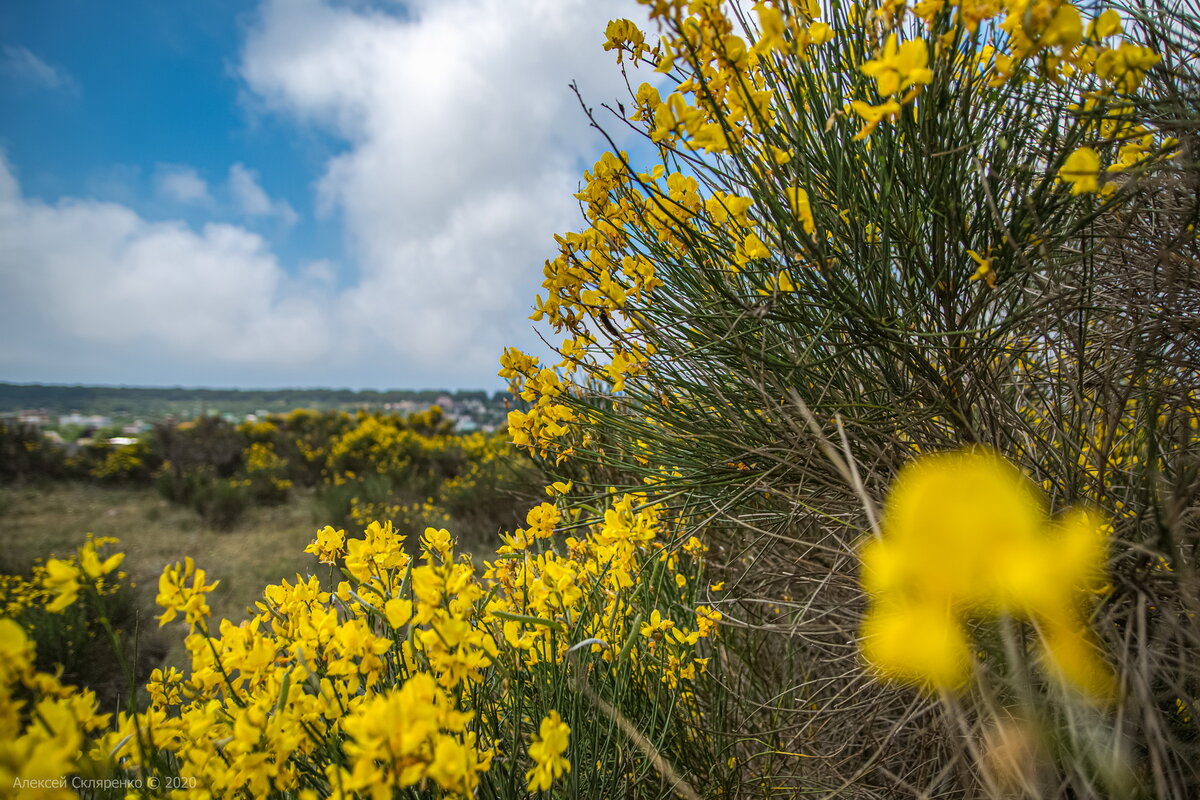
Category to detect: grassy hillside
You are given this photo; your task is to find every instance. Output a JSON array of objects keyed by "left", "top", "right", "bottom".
[{"left": 0, "top": 483, "right": 326, "bottom": 631}]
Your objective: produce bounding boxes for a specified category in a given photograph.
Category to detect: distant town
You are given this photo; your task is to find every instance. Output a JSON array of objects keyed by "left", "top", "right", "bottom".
[{"left": 0, "top": 382, "right": 517, "bottom": 439}]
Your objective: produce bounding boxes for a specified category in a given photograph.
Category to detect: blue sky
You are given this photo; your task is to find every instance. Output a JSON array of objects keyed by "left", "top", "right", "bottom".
[
  {"left": 1, "top": 0, "right": 341, "bottom": 271},
  {"left": 0, "top": 0, "right": 647, "bottom": 390}
]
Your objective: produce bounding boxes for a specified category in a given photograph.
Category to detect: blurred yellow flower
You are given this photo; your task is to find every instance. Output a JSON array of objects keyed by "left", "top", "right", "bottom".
[
  {"left": 305, "top": 524, "right": 347, "bottom": 565},
  {"left": 860, "top": 449, "right": 1113, "bottom": 698},
  {"left": 861, "top": 601, "right": 972, "bottom": 690},
  {"left": 42, "top": 558, "right": 82, "bottom": 613},
  {"left": 1058, "top": 147, "right": 1101, "bottom": 195}
]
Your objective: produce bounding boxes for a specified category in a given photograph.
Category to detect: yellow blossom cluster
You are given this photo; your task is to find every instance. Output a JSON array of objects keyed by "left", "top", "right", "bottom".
[
  {"left": 1, "top": 542, "right": 130, "bottom": 796},
  {"left": 0, "top": 619, "right": 111, "bottom": 798},
  {"left": 242, "top": 441, "right": 294, "bottom": 494},
  {"left": 38, "top": 536, "right": 125, "bottom": 614},
  {"left": 504, "top": 397, "right": 580, "bottom": 463},
  {"left": 1005, "top": 353, "right": 1200, "bottom": 512},
  {"left": 155, "top": 557, "right": 219, "bottom": 628},
  {"left": 860, "top": 449, "right": 1115, "bottom": 697},
  {"left": 1, "top": 489, "right": 719, "bottom": 797},
  {"left": 525, "top": 710, "right": 571, "bottom": 791},
  {"left": 0, "top": 573, "right": 50, "bottom": 618},
  {"left": 499, "top": 1, "right": 1176, "bottom": 469}
]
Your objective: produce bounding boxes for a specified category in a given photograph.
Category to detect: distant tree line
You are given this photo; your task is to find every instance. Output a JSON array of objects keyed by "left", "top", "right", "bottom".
[{"left": 0, "top": 382, "right": 512, "bottom": 420}]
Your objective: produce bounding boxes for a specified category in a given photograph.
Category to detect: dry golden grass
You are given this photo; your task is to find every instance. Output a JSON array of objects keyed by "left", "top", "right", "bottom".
[{"left": 0, "top": 482, "right": 329, "bottom": 665}]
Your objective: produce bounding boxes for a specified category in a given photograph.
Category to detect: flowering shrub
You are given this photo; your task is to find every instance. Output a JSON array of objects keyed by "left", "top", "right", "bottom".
[
  {"left": 89, "top": 439, "right": 155, "bottom": 484},
  {"left": 497, "top": 0, "right": 1198, "bottom": 796},
  {"left": 2, "top": 492, "right": 720, "bottom": 797},
  {"left": 0, "top": 617, "right": 112, "bottom": 795},
  {"left": 144, "top": 407, "right": 543, "bottom": 535}
]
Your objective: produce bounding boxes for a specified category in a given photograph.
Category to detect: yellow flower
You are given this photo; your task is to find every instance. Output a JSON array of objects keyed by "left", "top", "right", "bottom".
[
  {"left": 526, "top": 710, "right": 571, "bottom": 792},
  {"left": 807, "top": 22, "right": 833, "bottom": 45},
  {"left": 421, "top": 527, "right": 454, "bottom": 560},
  {"left": 384, "top": 598, "right": 413, "bottom": 629},
  {"left": 967, "top": 248, "right": 996, "bottom": 288},
  {"left": 1037, "top": 610, "right": 1117, "bottom": 699},
  {"left": 305, "top": 525, "right": 347, "bottom": 565},
  {"left": 156, "top": 557, "right": 219, "bottom": 627},
  {"left": 77, "top": 537, "right": 124, "bottom": 580},
  {"left": 1058, "top": 147, "right": 1101, "bottom": 195},
  {"left": 1091, "top": 8, "right": 1122, "bottom": 39},
  {"left": 850, "top": 99, "right": 901, "bottom": 140},
  {"left": 867, "top": 449, "right": 1047, "bottom": 607},
  {"left": 785, "top": 186, "right": 816, "bottom": 235},
  {"left": 602, "top": 18, "right": 648, "bottom": 64},
  {"left": 861, "top": 601, "right": 972, "bottom": 690},
  {"left": 753, "top": 4, "right": 787, "bottom": 54},
  {"left": 1042, "top": 1, "right": 1083, "bottom": 49},
  {"left": 861, "top": 34, "right": 933, "bottom": 98},
  {"left": 640, "top": 609, "right": 675, "bottom": 645},
  {"left": 1095, "top": 43, "right": 1160, "bottom": 93},
  {"left": 0, "top": 617, "right": 34, "bottom": 679},
  {"left": 759, "top": 270, "right": 798, "bottom": 294},
  {"left": 860, "top": 449, "right": 1113, "bottom": 697},
  {"left": 737, "top": 232, "right": 772, "bottom": 265},
  {"left": 42, "top": 558, "right": 81, "bottom": 613}
]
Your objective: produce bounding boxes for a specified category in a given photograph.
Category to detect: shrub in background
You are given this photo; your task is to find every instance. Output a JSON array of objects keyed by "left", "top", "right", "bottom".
[
  {"left": 89, "top": 437, "right": 156, "bottom": 485},
  {"left": 319, "top": 413, "right": 545, "bottom": 549},
  {"left": 0, "top": 420, "right": 66, "bottom": 483},
  {"left": 152, "top": 415, "right": 243, "bottom": 481}
]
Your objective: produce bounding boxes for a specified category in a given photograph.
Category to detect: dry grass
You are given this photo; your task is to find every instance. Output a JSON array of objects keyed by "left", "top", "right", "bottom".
[{"left": 0, "top": 482, "right": 330, "bottom": 666}]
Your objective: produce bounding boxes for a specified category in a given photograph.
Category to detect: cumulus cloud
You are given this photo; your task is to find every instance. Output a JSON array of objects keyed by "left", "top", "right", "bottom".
[
  {"left": 227, "top": 163, "right": 298, "bottom": 226},
  {"left": 239, "top": 0, "right": 645, "bottom": 378},
  {"left": 0, "top": 45, "right": 76, "bottom": 93},
  {"left": 155, "top": 164, "right": 212, "bottom": 205},
  {"left": 0, "top": 155, "right": 333, "bottom": 384},
  {"left": 1, "top": 0, "right": 648, "bottom": 388}
]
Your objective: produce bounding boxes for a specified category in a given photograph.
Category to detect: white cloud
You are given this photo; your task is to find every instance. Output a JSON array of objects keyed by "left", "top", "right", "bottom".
[
  {"left": 0, "top": 45, "right": 76, "bottom": 92},
  {"left": 0, "top": 1, "right": 650, "bottom": 388},
  {"left": 0, "top": 155, "right": 333, "bottom": 382},
  {"left": 155, "top": 165, "right": 212, "bottom": 205},
  {"left": 227, "top": 163, "right": 298, "bottom": 226},
  {"left": 228, "top": 163, "right": 272, "bottom": 215},
  {"left": 239, "top": 0, "right": 646, "bottom": 378}
]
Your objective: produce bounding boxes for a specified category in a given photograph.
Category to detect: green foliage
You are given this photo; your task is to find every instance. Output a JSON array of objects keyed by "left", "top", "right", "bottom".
[
  {"left": 155, "top": 466, "right": 250, "bottom": 531},
  {"left": 0, "top": 421, "right": 66, "bottom": 483},
  {"left": 0, "top": 554, "right": 153, "bottom": 711}
]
